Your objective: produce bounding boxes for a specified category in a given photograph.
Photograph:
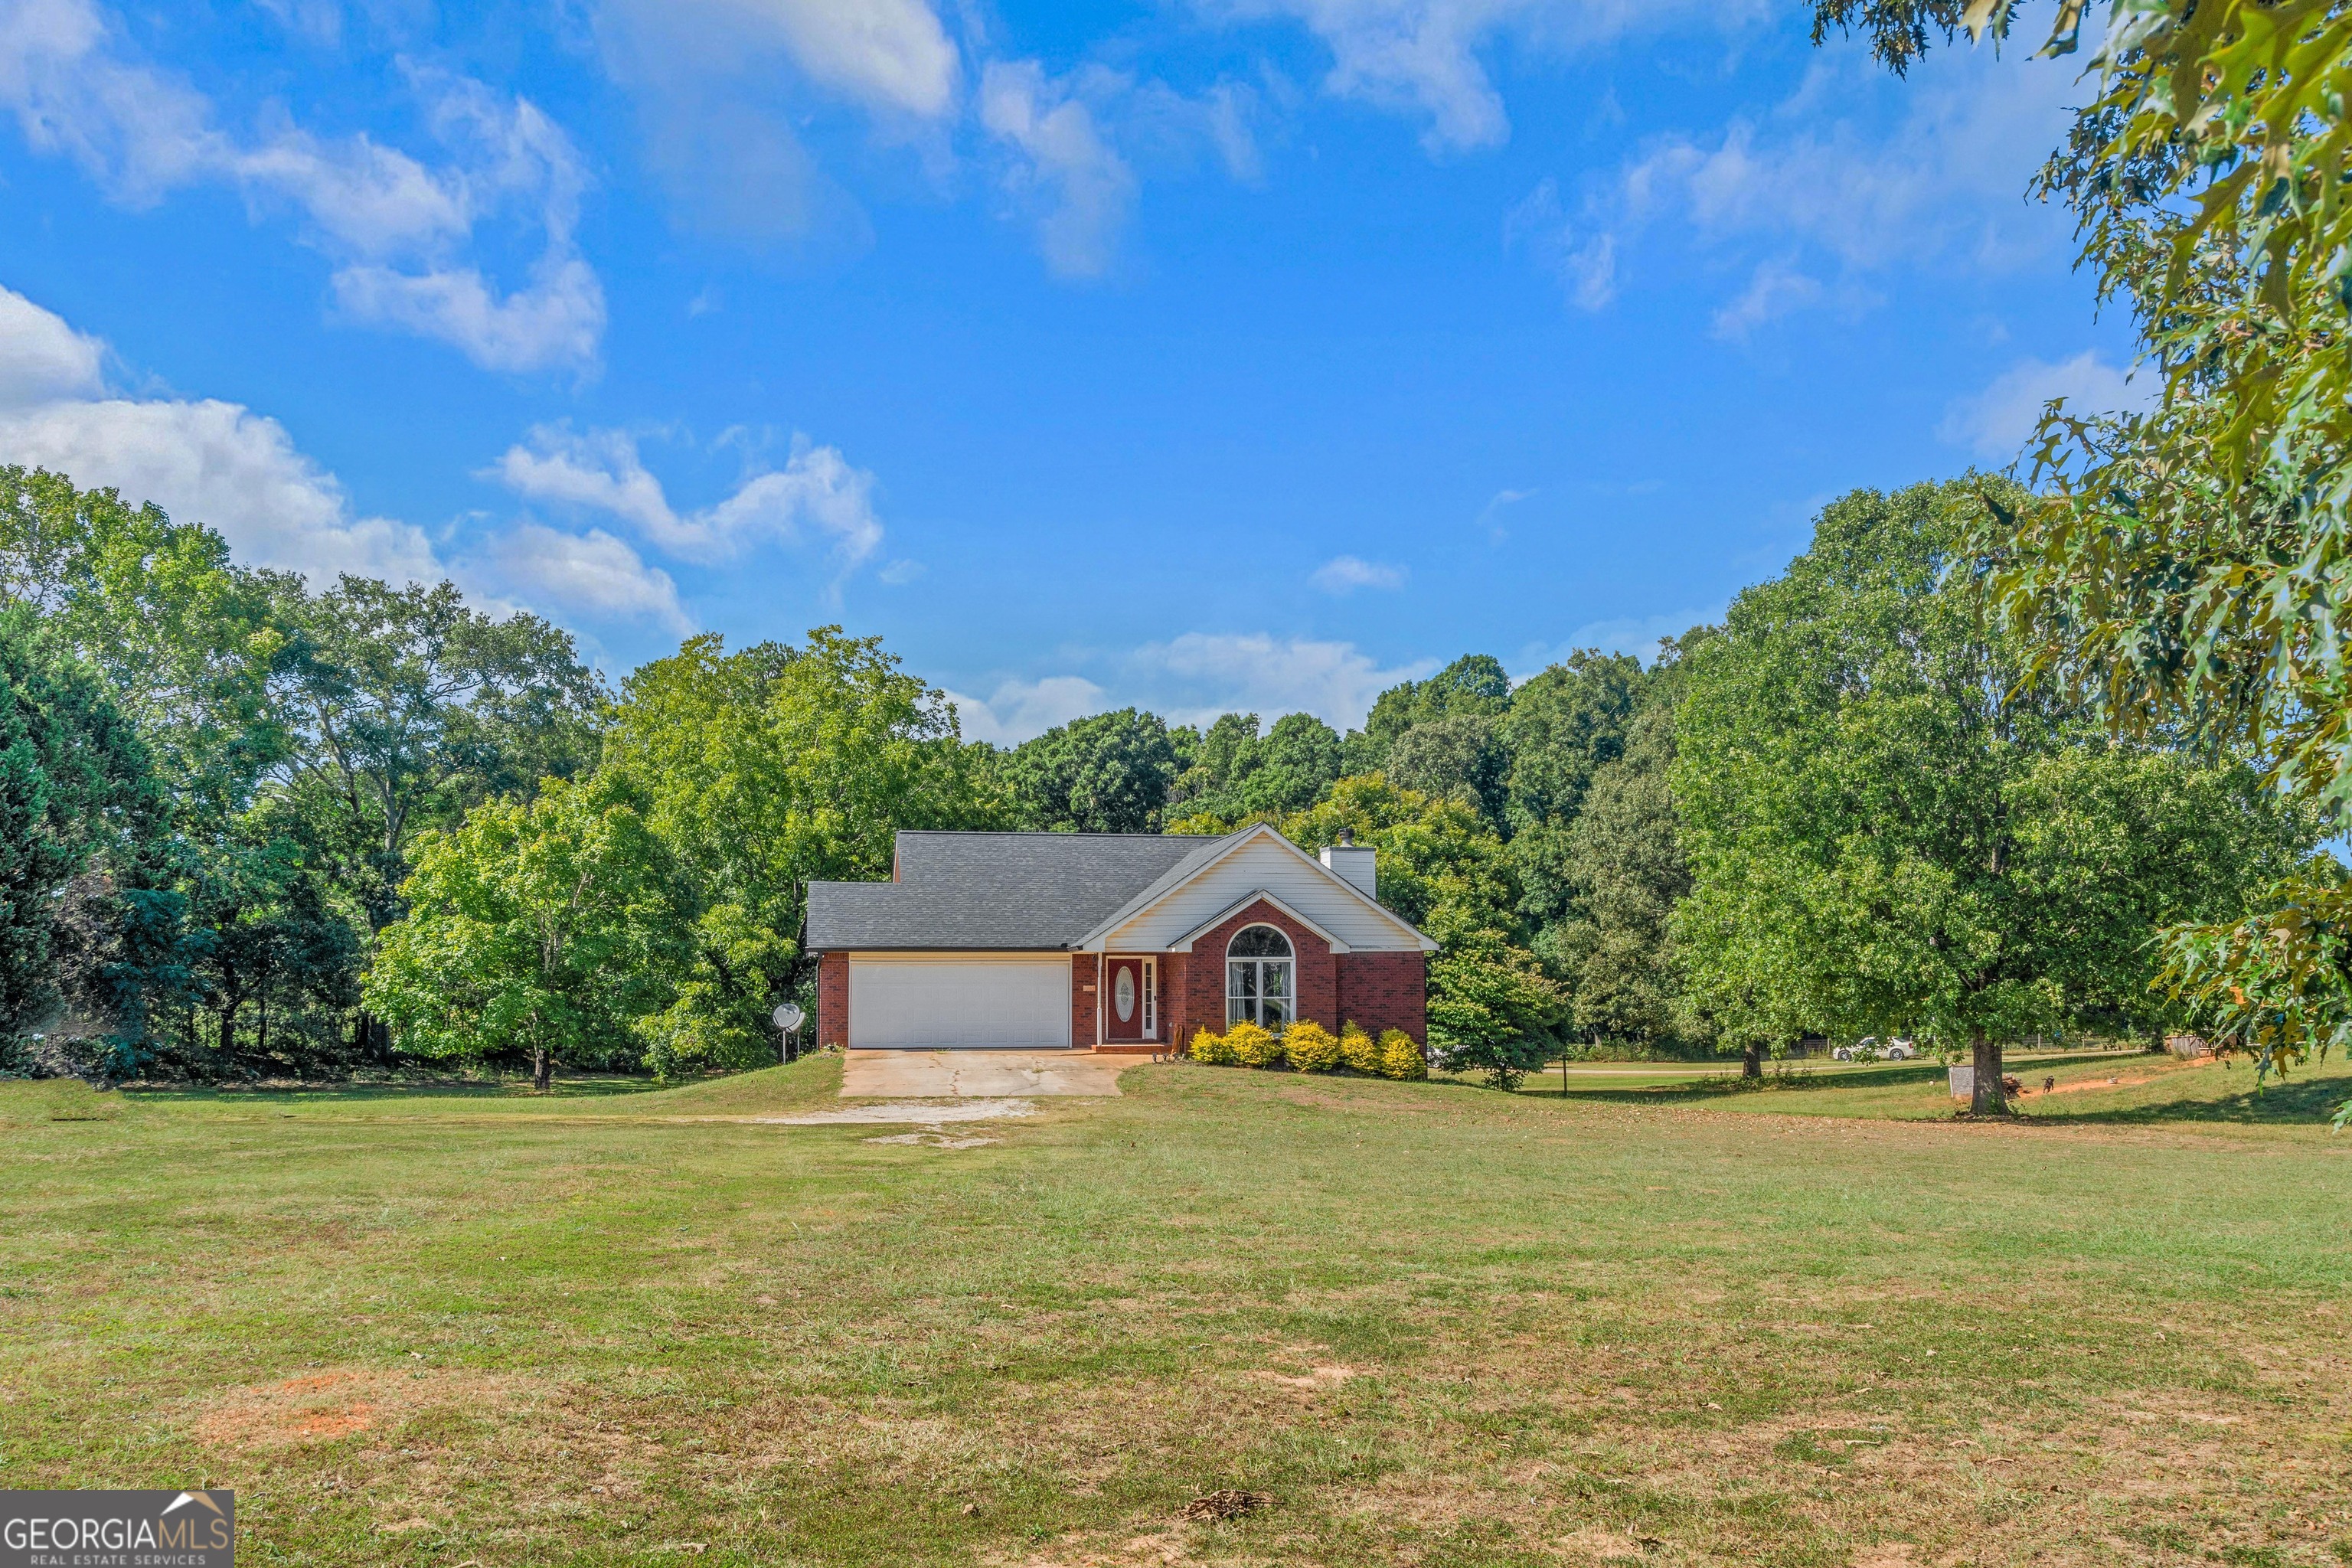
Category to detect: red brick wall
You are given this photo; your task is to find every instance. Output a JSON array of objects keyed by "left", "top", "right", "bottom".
[
  {"left": 1167, "top": 899, "right": 1346, "bottom": 1042},
  {"left": 1337, "top": 951, "right": 1426, "bottom": 1044},
  {"left": 1070, "top": 954, "right": 1099, "bottom": 1047},
  {"left": 817, "top": 950, "right": 850, "bottom": 1048}
]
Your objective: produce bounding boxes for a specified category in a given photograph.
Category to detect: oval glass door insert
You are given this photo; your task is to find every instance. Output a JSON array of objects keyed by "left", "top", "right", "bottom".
[{"left": 1115, "top": 967, "right": 1136, "bottom": 1022}]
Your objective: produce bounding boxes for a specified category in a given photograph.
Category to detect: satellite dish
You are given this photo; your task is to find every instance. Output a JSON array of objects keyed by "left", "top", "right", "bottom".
[{"left": 773, "top": 1002, "right": 805, "bottom": 1032}]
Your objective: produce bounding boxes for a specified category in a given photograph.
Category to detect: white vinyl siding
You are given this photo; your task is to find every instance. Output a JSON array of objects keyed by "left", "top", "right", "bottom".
[
  {"left": 1099, "top": 836, "right": 1426, "bottom": 952},
  {"left": 848, "top": 956, "right": 1071, "bottom": 1050}
]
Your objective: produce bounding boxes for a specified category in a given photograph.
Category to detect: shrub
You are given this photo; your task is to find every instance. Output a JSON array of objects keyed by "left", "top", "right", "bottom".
[
  {"left": 1189, "top": 1027, "right": 1234, "bottom": 1065},
  {"left": 1283, "top": 1020, "right": 1341, "bottom": 1073},
  {"left": 1226, "top": 1021, "right": 1282, "bottom": 1068},
  {"left": 1378, "top": 1028, "right": 1428, "bottom": 1080},
  {"left": 1338, "top": 1021, "right": 1380, "bottom": 1074}
]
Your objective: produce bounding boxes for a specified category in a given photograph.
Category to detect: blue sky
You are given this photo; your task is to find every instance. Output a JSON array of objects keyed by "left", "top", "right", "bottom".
[{"left": 0, "top": 0, "right": 2138, "bottom": 740}]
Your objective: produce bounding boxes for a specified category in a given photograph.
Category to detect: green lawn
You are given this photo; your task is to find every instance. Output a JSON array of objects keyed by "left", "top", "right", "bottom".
[{"left": 4, "top": 1054, "right": 2350, "bottom": 1566}]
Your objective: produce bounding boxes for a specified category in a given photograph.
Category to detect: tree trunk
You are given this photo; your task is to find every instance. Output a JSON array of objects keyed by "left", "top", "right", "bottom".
[
  {"left": 1970, "top": 1031, "right": 2006, "bottom": 1115},
  {"left": 1741, "top": 1040, "right": 1762, "bottom": 1080},
  {"left": 217, "top": 1000, "right": 237, "bottom": 1059},
  {"left": 533, "top": 1043, "right": 552, "bottom": 1093}
]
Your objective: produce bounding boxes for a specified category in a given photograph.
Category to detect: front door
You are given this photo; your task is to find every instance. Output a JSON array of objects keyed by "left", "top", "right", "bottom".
[{"left": 1103, "top": 956, "right": 1155, "bottom": 1042}]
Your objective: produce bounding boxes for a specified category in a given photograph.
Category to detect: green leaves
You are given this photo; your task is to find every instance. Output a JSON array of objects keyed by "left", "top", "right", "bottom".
[
  {"left": 364, "top": 770, "right": 681, "bottom": 1074},
  {"left": 1671, "top": 481, "right": 2292, "bottom": 1057},
  {"left": 600, "top": 626, "right": 998, "bottom": 1072}
]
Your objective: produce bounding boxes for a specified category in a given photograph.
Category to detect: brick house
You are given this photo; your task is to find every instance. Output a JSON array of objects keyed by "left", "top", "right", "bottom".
[{"left": 805, "top": 824, "right": 1433, "bottom": 1053}]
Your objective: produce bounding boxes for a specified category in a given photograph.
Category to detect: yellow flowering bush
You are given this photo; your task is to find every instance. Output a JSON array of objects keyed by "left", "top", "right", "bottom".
[
  {"left": 1338, "top": 1022, "right": 1380, "bottom": 1074},
  {"left": 1189, "top": 1027, "right": 1234, "bottom": 1064},
  {"left": 1226, "top": 1020, "right": 1282, "bottom": 1067},
  {"left": 1378, "top": 1028, "right": 1428, "bottom": 1080},
  {"left": 1282, "top": 1020, "right": 1341, "bottom": 1073}
]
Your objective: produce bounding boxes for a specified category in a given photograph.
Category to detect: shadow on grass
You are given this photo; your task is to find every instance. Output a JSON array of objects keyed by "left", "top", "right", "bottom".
[
  {"left": 1544, "top": 1051, "right": 2128, "bottom": 1106},
  {"left": 2024, "top": 1070, "right": 2352, "bottom": 1128},
  {"left": 122, "top": 1071, "right": 675, "bottom": 1106}
]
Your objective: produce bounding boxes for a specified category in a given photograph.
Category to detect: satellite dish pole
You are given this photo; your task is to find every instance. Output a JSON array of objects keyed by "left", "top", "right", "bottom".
[{"left": 772, "top": 1001, "right": 805, "bottom": 1063}]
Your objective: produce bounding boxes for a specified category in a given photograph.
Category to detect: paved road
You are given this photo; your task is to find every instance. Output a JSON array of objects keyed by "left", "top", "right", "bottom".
[{"left": 839, "top": 1050, "right": 1126, "bottom": 1098}]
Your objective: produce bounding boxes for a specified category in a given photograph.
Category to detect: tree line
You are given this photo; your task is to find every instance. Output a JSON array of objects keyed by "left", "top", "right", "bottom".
[{"left": 4, "top": 459, "right": 2314, "bottom": 1103}]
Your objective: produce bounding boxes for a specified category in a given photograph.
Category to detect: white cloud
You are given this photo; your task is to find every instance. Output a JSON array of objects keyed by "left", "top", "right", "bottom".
[
  {"left": 596, "top": 0, "right": 958, "bottom": 120},
  {"left": 589, "top": 0, "right": 953, "bottom": 252},
  {"left": 0, "top": 0, "right": 604, "bottom": 372},
  {"left": 944, "top": 675, "right": 1107, "bottom": 746},
  {"left": 1310, "top": 554, "right": 1406, "bottom": 593},
  {"left": 487, "top": 524, "right": 692, "bottom": 635},
  {"left": 0, "top": 284, "right": 690, "bottom": 639},
  {"left": 1205, "top": 0, "right": 1750, "bottom": 154},
  {"left": 1133, "top": 631, "right": 1433, "bottom": 730},
  {"left": 0, "top": 283, "right": 103, "bottom": 404},
  {"left": 1555, "top": 47, "right": 2081, "bottom": 328},
  {"left": 1709, "top": 257, "right": 1823, "bottom": 341},
  {"left": 1517, "top": 606, "right": 1719, "bottom": 671},
  {"left": 1621, "top": 57, "right": 2076, "bottom": 269},
  {"left": 1505, "top": 176, "right": 1615, "bottom": 309},
  {"left": 877, "top": 558, "right": 925, "bottom": 584},
  {"left": 978, "top": 60, "right": 1138, "bottom": 279},
  {"left": 489, "top": 424, "right": 885, "bottom": 572},
  {"left": 1939, "top": 350, "right": 2148, "bottom": 462},
  {"left": 943, "top": 629, "right": 1434, "bottom": 744},
  {"left": 0, "top": 283, "right": 440, "bottom": 582}
]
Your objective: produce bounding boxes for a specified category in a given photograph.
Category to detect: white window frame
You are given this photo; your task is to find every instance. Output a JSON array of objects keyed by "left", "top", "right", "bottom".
[{"left": 1225, "top": 925, "right": 1294, "bottom": 1031}]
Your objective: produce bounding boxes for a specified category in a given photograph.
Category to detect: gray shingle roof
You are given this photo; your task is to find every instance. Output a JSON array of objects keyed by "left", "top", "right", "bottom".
[{"left": 805, "top": 830, "right": 1235, "bottom": 951}]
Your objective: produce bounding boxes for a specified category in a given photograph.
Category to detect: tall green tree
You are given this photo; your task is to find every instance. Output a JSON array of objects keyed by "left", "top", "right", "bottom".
[
  {"left": 603, "top": 626, "right": 999, "bottom": 1071},
  {"left": 1673, "top": 481, "right": 2300, "bottom": 1106},
  {"left": 1000, "top": 707, "right": 1181, "bottom": 832},
  {"left": 1544, "top": 701, "right": 1691, "bottom": 1047},
  {"left": 0, "top": 609, "right": 167, "bottom": 1067},
  {"left": 281, "top": 576, "right": 605, "bottom": 943},
  {"left": 365, "top": 771, "right": 681, "bottom": 1090},
  {"left": 1385, "top": 714, "right": 1508, "bottom": 829},
  {"left": 1165, "top": 711, "right": 1344, "bottom": 826},
  {"left": 1354, "top": 654, "right": 1512, "bottom": 766},
  {"left": 1500, "top": 651, "right": 1643, "bottom": 832},
  {"left": 1810, "top": 4, "right": 2352, "bottom": 1093}
]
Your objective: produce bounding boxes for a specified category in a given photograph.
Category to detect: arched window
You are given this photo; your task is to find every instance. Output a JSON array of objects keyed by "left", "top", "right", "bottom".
[{"left": 1226, "top": 924, "right": 1294, "bottom": 1031}]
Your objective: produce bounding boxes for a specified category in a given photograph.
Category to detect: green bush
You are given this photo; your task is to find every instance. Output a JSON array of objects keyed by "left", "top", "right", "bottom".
[
  {"left": 1378, "top": 1028, "right": 1428, "bottom": 1080},
  {"left": 1227, "top": 1021, "right": 1282, "bottom": 1068},
  {"left": 1283, "top": 1020, "right": 1341, "bottom": 1073},
  {"left": 1339, "top": 1021, "right": 1380, "bottom": 1074},
  {"left": 1189, "top": 1027, "right": 1234, "bottom": 1065}
]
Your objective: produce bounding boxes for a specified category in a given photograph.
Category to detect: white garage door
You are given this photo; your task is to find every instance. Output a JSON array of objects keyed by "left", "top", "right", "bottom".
[{"left": 848, "top": 957, "right": 1073, "bottom": 1050}]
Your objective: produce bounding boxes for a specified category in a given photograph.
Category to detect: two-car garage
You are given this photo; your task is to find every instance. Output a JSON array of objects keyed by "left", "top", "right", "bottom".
[{"left": 845, "top": 954, "right": 1071, "bottom": 1050}]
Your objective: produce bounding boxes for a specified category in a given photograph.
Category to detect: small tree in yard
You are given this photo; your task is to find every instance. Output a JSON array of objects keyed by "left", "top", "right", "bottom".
[
  {"left": 365, "top": 772, "right": 681, "bottom": 1089},
  {"left": 1427, "top": 938, "right": 1563, "bottom": 1090}
]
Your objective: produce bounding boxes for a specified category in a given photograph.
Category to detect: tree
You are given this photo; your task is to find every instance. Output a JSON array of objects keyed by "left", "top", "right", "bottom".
[
  {"left": 1426, "top": 940, "right": 1565, "bottom": 1090},
  {"left": 1281, "top": 771, "right": 1562, "bottom": 1083},
  {"left": 1544, "top": 701, "right": 1691, "bottom": 1047},
  {"left": 1240, "top": 712, "right": 1341, "bottom": 817},
  {"left": 1000, "top": 707, "right": 1181, "bottom": 832},
  {"left": 1354, "top": 654, "right": 1513, "bottom": 771},
  {"left": 1809, "top": 4, "right": 2352, "bottom": 1096},
  {"left": 0, "top": 609, "right": 166, "bottom": 1068},
  {"left": 281, "top": 576, "right": 605, "bottom": 943},
  {"left": 1499, "top": 651, "right": 1643, "bottom": 832},
  {"left": 1671, "top": 481, "right": 2295, "bottom": 1107},
  {"left": 1386, "top": 713, "right": 1508, "bottom": 829},
  {"left": 364, "top": 771, "right": 680, "bottom": 1090},
  {"left": 603, "top": 627, "right": 999, "bottom": 1071},
  {"left": 0, "top": 466, "right": 289, "bottom": 824}
]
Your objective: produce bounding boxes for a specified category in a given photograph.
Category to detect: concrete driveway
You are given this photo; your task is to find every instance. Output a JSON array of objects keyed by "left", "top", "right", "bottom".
[{"left": 840, "top": 1050, "right": 1126, "bottom": 1098}]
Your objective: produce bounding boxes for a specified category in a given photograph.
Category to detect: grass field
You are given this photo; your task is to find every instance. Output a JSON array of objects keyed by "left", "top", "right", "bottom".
[{"left": 4, "top": 1050, "right": 2350, "bottom": 1566}]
